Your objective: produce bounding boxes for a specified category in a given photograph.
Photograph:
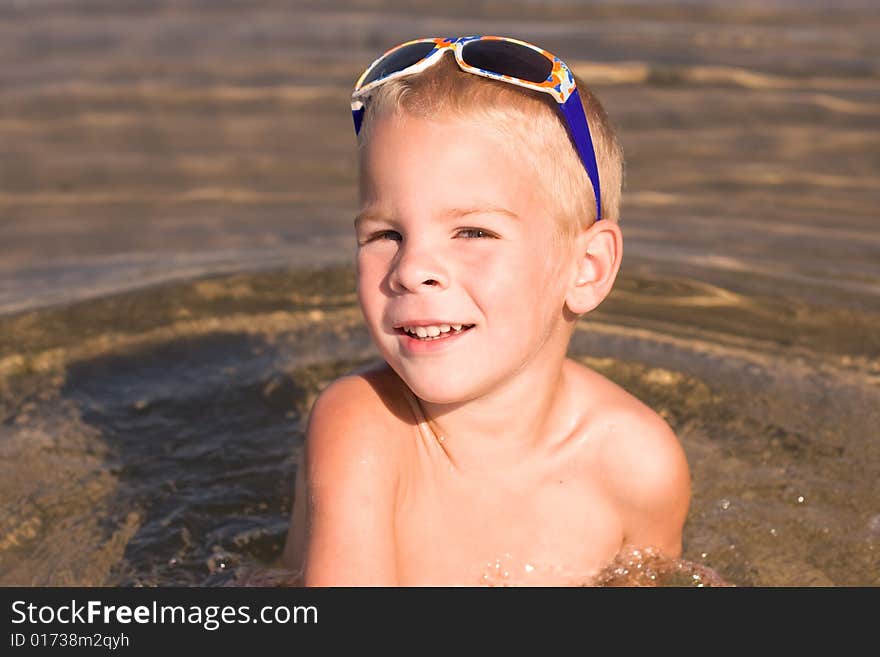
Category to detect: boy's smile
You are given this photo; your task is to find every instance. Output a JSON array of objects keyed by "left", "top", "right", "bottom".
[
  {"left": 392, "top": 322, "right": 477, "bottom": 353},
  {"left": 356, "top": 112, "right": 574, "bottom": 405}
]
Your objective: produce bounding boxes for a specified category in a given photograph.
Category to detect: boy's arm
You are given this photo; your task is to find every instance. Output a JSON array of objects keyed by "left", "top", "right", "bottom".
[
  {"left": 281, "top": 375, "right": 400, "bottom": 586},
  {"left": 600, "top": 408, "right": 691, "bottom": 558}
]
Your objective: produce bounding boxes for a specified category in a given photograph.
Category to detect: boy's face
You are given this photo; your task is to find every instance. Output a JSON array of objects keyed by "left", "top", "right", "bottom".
[{"left": 356, "top": 112, "right": 574, "bottom": 404}]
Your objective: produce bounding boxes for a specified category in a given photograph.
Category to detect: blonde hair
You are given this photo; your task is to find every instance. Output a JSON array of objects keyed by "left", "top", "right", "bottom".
[{"left": 355, "top": 51, "right": 624, "bottom": 251}]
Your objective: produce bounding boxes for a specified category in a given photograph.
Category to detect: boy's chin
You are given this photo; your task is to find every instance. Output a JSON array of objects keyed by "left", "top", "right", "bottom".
[
  {"left": 410, "top": 388, "right": 468, "bottom": 405},
  {"left": 398, "top": 373, "right": 484, "bottom": 406}
]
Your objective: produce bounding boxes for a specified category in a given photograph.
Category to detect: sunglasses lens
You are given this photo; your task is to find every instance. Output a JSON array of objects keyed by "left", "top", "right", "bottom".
[
  {"left": 460, "top": 39, "right": 553, "bottom": 83},
  {"left": 359, "top": 41, "right": 438, "bottom": 88}
]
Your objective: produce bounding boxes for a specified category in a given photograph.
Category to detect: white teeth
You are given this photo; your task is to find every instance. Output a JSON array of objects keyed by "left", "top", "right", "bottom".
[{"left": 402, "top": 323, "right": 469, "bottom": 338}]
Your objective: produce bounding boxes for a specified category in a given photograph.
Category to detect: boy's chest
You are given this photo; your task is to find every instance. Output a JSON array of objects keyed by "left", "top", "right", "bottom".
[{"left": 393, "top": 466, "right": 624, "bottom": 586}]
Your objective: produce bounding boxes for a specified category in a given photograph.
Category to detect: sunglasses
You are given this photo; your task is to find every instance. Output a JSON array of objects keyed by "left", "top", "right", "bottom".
[{"left": 350, "top": 35, "right": 603, "bottom": 221}]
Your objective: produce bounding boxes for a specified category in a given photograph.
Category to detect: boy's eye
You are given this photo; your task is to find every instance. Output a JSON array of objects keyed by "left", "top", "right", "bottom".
[
  {"left": 372, "top": 230, "right": 401, "bottom": 242},
  {"left": 457, "top": 228, "right": 494, "bottom": 239}
]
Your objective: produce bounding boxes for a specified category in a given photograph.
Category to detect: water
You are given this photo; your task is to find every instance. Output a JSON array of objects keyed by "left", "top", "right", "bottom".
[{"left": 1, "top": 0, "right": 878, "bottom": 586}]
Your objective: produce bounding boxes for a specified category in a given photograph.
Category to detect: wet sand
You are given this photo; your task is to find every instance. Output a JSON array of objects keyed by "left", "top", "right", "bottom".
[{"left": 0, "top": 0, "right": 878, "bottom": 585}]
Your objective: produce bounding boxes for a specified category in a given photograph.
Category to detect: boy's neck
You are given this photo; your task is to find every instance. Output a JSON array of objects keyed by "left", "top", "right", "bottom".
[{"left": 412, "top": 353, "right": 576, "bottom": 474}]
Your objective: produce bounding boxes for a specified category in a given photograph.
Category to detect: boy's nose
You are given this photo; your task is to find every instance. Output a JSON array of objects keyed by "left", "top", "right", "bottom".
[{"left": 389, "top": 245, "right": 449, "bottom": 293}]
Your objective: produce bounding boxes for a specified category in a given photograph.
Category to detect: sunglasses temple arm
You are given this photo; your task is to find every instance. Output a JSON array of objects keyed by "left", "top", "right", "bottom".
[
  {"left": 351, "top": 101, "right": 365, "bottom": 135},
  {"left": 561, "top": 89, "right": 602, "bottom": 221}
]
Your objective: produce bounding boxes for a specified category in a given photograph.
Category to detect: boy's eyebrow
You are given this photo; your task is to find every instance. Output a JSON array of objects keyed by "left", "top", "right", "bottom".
[{"left": 354, "top": 206, "right": 520, "bottom": 228}]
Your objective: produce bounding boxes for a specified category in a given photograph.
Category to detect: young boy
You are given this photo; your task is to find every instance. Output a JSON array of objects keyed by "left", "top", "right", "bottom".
[{"left": 281, "top": 36, "right": 690, "bottom": 586}]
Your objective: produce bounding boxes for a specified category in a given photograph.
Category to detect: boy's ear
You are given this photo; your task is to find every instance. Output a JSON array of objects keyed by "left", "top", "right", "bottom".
[{"left": 564, "top": 219, "right": 623, "bottom": 315}]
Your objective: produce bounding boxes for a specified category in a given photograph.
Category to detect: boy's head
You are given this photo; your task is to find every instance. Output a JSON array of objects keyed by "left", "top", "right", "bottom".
[{"left": 352, "top": 39, "right": 624, "bottom": 403}]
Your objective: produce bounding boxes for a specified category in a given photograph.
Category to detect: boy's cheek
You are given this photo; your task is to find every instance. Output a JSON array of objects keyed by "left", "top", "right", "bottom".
[{"left": 355, "top": 258, "right": 384, "bottom": 289}]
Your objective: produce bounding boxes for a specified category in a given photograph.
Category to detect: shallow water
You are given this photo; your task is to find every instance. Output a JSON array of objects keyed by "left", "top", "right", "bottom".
[
  {"left": 1, "top": 0, "right": 879, "bottom": 586},
  {"left": 1, "top": 266, "right": 877, "bottom": 586}
]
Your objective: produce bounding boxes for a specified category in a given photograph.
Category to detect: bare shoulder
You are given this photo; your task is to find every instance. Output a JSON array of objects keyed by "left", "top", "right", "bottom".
[
  {"left": 567, "top": 359, "right": 691, "bottom": 556},
  {"left": 306, "top": 361, "right": 407, "bottom": 482},
  {"left": 284, "top": 360, "right": 407, "bottom": 585}
]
